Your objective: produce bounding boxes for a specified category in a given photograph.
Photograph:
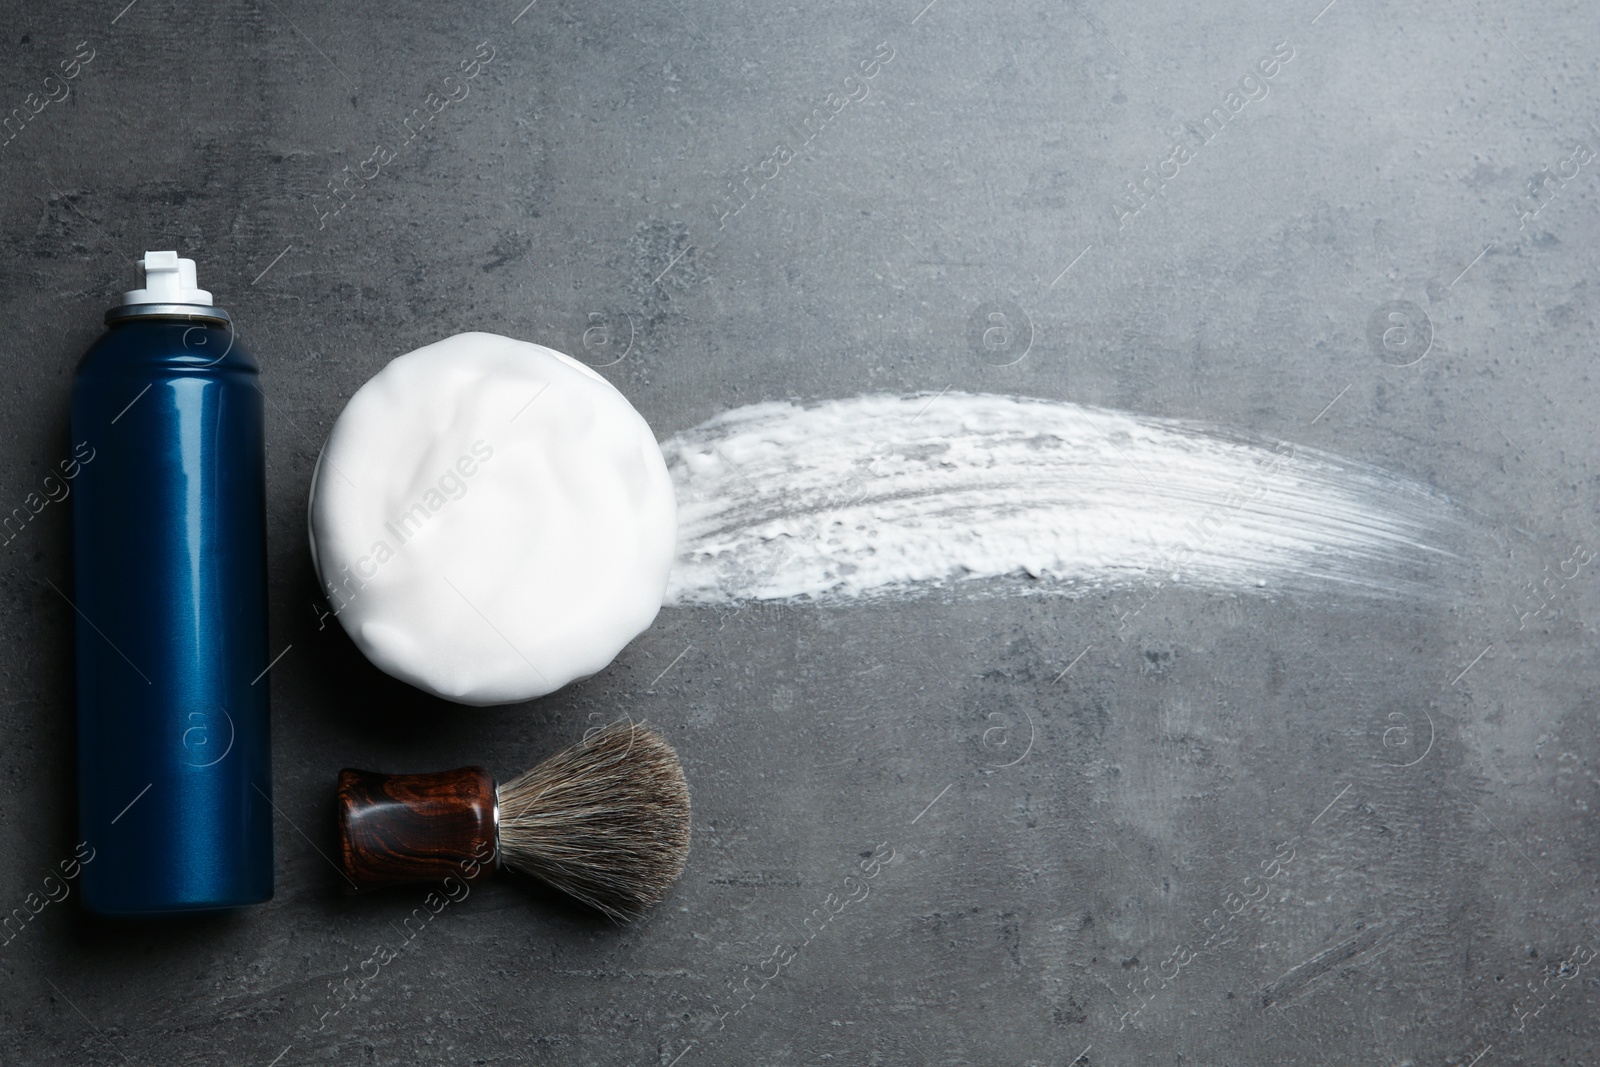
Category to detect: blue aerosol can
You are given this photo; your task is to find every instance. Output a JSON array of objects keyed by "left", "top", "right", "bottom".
[{"left": 71, "top": 252, "right": 273, "bottom": 914}]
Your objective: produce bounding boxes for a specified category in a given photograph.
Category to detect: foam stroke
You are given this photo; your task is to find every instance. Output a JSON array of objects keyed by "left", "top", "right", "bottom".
[{"left": 660, "top": 392, "right": 1461, "bottom": 605}]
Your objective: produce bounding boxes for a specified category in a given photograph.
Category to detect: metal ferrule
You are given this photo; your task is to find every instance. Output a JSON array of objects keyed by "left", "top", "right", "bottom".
[{"left": 492, "top": 785, "right": 503, "bottom": 871}]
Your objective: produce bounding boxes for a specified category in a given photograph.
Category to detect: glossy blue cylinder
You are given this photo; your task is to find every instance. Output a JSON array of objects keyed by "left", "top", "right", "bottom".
[{"left": 71, "top": 312, "right": 274, "bottom": 914}]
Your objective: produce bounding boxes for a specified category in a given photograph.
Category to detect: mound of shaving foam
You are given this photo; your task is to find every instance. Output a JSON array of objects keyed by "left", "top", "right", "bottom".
[{"left": 308, "top": 332, "right": 676, "bottom": 705}]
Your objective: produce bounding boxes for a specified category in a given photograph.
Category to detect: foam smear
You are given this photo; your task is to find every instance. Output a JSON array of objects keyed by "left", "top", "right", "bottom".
[{"left": 660, "top": 393, "right": 1463, "bottom": 606}]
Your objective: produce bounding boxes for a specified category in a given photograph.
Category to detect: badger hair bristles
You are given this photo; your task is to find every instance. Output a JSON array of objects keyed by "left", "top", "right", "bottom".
[{"left": 495, "top": 721, "right": 691, "bottom": 922}]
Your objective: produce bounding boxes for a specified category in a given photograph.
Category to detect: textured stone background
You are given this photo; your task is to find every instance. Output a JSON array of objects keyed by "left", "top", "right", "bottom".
[{"left": 0, "top": 1, "right": 1597, "bottom": 1064}]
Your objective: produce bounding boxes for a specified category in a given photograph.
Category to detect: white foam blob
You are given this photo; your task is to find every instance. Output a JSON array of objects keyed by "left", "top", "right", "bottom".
[{"left": 309, "top": 332, "right": 676, "bottom": 706}]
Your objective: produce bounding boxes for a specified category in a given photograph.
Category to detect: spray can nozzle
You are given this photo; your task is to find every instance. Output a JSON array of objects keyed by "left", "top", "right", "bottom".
[{"left": 121, "top": 250, "right": 213, "bottom": 307}]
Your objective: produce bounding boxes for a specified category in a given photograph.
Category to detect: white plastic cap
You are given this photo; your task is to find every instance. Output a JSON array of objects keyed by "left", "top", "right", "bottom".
[{"left": 122, "top": 250, "right": 213, "bottom": 306}]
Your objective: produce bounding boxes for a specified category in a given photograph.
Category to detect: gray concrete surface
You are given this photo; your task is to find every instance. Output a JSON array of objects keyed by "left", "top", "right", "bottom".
[{"left": 1, "top": 1, "right": 1597, "bottom": 1064}]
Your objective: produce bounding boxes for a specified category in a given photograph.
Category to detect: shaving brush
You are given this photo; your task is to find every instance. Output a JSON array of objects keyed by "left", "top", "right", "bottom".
[{"left": 336, "top": 723, "right": 691, "bottom": 921}]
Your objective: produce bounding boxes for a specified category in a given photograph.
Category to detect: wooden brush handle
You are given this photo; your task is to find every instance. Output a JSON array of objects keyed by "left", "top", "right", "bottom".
[{"left": 336, "top": 767, "right": 499, "bottom": 892}]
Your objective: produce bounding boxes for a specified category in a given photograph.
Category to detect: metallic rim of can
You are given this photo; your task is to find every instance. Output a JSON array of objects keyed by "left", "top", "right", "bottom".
[{"left": 105, "top": 302, "right": 232, "bottom": 326}]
